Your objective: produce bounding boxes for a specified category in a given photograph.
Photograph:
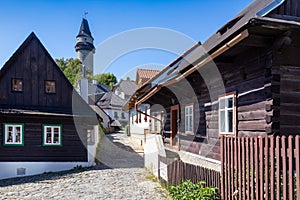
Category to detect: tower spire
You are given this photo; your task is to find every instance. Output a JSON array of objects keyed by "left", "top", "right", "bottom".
[
  {"left": 84, "top": 11, "right": 88, "bottom": 19},
  {"left": 75, "top": 18, "right": 95, "bottom": 76}
]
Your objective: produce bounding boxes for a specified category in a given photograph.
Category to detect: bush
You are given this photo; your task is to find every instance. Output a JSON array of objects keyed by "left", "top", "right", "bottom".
[
  {"left": 168, "top": 180, "right": 217, "bottom": 200},
  {"left": 99, "top": 123, "right": 107, "bottom": 134}
]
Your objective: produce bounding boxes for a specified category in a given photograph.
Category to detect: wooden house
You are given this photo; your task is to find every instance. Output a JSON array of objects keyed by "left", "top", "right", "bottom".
[
  {"left": 0, "top": 32, "right": 98, "bottom": 179},
  {"left": 126, "top": 0, "right": 300, "bottom": 167},
  {"left": 97, "top": 91, "right": 127, "bottom": 128}
]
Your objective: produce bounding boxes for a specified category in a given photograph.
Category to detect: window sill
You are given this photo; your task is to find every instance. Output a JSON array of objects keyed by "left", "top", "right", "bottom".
[
  {"left": 3, "top": 143, "right": 24, "bottom": 147},
  {"left": 42, "top": 144, "right": 62, "bottom": 147},
  {"left": 182, "top": 132, "right": 194, "bottom": 136},
  {"left": 219, "top": 132, "right": 236, "bottom": 137}
]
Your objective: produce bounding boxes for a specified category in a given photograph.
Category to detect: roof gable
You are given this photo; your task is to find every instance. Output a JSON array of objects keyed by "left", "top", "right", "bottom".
[
  {"left": 136, "top": 69, "right": 161, "bottom": 86},
  {"left": 97, "top": 92, "right": 126, "bottom": 109},
  {"left": 113, "top": 80, "right": 138, "bottom": 96},
  {"left": 0, "top": 32, "right": 89, "bottom": 115}
]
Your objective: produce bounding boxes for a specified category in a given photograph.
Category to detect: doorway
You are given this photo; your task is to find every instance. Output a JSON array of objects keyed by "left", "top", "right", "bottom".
[{"left": 170, "top": 105, "right": 179, "bottom": 150}]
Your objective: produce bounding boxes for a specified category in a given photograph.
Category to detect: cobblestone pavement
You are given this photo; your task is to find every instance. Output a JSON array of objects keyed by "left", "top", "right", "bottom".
[
  {"left": 0, "top": 132, "right": 171, "bottom": 200},
  {"left": 0, "top": 165, "right": 170, "bottom": 200}
]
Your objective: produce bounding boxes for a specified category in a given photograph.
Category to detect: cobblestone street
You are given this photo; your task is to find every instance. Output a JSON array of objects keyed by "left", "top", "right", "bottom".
[{"left": 0, "top": 132, "right": 170, "bottom": 200}]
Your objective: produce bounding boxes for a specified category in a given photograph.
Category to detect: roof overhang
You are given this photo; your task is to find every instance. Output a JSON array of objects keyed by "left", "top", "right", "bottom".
[
  {"left": 130, "top": 17, "right": 300, "bottom": 108},
  {"left": 124, "top": 0, "right": 295, "bottom": 110}
]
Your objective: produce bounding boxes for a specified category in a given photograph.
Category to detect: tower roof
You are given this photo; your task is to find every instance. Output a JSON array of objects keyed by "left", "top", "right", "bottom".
[{"left": 77, "top": 18, "right": 93, "bottom": 39}]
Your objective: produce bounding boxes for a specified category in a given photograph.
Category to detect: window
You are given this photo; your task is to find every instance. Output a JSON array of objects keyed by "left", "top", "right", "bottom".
[
  {"left": 43, "top": 124, "right": 62, "bottom": 146},
  {"left": 3, "top": 123, "right": 24, "bottom": 146},
  {"left": 11, "top": 78, "right": 23, "bottom": 92},
  {"left": 185, "top": 105, "right": 193, "bottom": 133},
  {"left": 87, "top": 129, "right": 95, "bottom": 145},
  {"left": 121, "top": 112, "right": 125, "bottom": 119},
  {"left": 114, "top": 112, "right": 119, "bottom": 119},
  {"left": 45, "top": 80, "right": 56, "bottom": 93},
  {"left": 154, "top": 114, "right": 158, "bottom": 132},
  {"left": 219, "top": 94, "right": 236, "bottom": 135}
]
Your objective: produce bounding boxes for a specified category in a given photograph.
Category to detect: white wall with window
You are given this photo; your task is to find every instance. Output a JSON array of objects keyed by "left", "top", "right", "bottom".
[
  {"left": 185, "top": 105, "right": 194, "bottom": 133},
  {"left": 149, "top": 112, "right": 163, "bottom": 134},
  {"left": 219, "top": 94, "right": 235, "bottom": 135},
  {"left": 129, "top": 104, "right": 151, "bottom": 135},
  {"left": 104, "top": 108, "right": 129, "bottom": 128}
]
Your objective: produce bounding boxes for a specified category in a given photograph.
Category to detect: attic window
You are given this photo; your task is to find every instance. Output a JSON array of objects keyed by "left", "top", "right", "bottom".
[
  {"left": 217, "top": 15, "right": 244, "bottom": 35},
  {"left": 11, "top": 78, "right": 23, "bottom": 92},
  {"left": 45, "top": 80, "right": 56, "bottom": 94}
]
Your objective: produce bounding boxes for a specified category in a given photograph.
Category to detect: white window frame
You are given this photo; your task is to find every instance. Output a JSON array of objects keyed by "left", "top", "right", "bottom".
[
  {"left": 219, "top": 94, "right": 236, "bottom": 135},
  {"left": 185, "top": 105, "right": 194, "bottom": 133},
  {"left": 42, "top": 124, "right": 62, "bottom": 146},
  {"left": 3, "top": 123, "right": 24, "bottom": 146}
]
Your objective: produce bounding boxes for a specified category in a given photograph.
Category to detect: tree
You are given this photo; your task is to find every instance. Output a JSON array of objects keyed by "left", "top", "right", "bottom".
[
  {"left": 55, "top": 58, "right": 82, "bottom": 86},
  {"left": 93, "top": 73, "right": 117, "bottom": 89},
  {"left": 56, "top": 58, "right": 117, "bottom": 90}
]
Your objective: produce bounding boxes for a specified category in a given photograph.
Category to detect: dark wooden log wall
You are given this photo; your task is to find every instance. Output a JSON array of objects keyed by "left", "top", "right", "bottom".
[
  {"left": 0, "top": 115, "right": 87, "bottom": 162},
  {"left": 0, "top": 35, "right": 73, "bottom": 113},
  {"left": 147, "top": 47, "right": 273, "bottom": 161},
  {"left": 271, "top": 45, "right": 300, "bottom": 134},
  {"left": 270, "top": 0, "right": 300, "bottom": 18},
  {"left": 173, "top": 48, "right": 272, "bottom": 160}
]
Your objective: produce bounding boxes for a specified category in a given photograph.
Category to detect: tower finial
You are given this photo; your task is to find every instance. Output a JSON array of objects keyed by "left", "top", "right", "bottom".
[{"left": 83, "top": 11, "right": 88, "bottom": 19}]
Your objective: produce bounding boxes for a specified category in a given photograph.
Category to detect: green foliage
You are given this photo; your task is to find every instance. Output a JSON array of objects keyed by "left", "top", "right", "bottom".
[
  {"left": 73, "top": 165, "right": 83, "bottom": 170},
  {"left": 92, "top": 73, "right": 117, "bottom": 90},
  {"left": 168, "top": 180, "right": 217, "bottom": 200},
  {"left": 55, "top": 58, "right": 82, "bottom": 86},
  {"left": 56, "top": 58, "right": 118, "bottom": 90},
  {"left": 99, "top": 123, "right": 107, "bottom": 135}
]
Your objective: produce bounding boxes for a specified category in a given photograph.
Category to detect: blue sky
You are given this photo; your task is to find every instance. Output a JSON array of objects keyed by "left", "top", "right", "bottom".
[{"left": 0, "top": 0, "right": 253, "bottom": 80}]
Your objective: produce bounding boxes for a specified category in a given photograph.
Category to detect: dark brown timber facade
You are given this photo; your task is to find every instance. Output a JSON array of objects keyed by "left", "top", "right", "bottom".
[
  {"left": 126, "top": 0, "right": 300, "bottom": 162},
  {"left": 0, "top": 33, "right": 97, "bottom": 168}
]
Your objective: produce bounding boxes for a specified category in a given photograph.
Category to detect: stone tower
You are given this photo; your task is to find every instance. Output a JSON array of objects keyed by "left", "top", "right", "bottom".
[{"left": 75, "top": 18, "right": 95, "bottom": 76}]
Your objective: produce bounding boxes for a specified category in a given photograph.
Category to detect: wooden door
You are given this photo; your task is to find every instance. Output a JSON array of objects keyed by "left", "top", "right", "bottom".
[{"left": 170, "top": 105, "right": 179, "bottom": 150}]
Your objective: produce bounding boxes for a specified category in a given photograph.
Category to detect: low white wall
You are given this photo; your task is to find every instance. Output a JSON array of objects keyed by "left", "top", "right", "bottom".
[
  {"left": 144, "top": 134, "right": 165, "bottom": 177},
  {"left": 0, "top": 161, "right": 92, "bottom": 180},
  {"left": 129, "top": 109, "right": 150, "bottom": 135},
  {"left": 87, "top": 125, "right": 99, "bottom": 165},
  {"left": 177, "top": 150, "right": 221, "bottom": 172}
]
